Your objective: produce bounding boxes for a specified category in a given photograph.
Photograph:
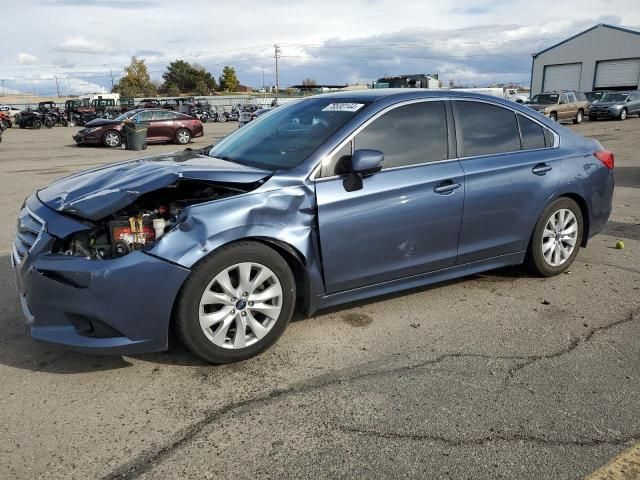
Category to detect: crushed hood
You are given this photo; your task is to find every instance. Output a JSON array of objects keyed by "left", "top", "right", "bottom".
[{"left": 37, "top": 149, "right": 271, "bottom": 221}]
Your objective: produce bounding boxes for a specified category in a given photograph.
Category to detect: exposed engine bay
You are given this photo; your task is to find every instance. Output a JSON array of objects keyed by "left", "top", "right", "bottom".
[{"left": 53, "top": 179, "right": 256, "bottom": 259}]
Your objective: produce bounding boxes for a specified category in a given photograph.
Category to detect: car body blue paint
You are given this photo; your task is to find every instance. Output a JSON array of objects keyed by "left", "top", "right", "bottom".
[{"left": 13, "top": 90, "right": 614, "bottom": 355}]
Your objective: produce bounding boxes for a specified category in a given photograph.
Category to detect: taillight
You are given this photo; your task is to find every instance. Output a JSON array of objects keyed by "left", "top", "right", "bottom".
[{"left": 594, "top": 150, "right": 614, "bottom": 170}]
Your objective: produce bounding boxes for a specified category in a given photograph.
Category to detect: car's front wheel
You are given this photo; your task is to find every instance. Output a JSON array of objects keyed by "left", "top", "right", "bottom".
[
  {"left": 619, "top": 108, "right": 627, "bottom": 121},
  {"left": 103, "top": 130, "right": 121, "bottom": 148},
  {"left": 549, "top": 112, "right": 558, "bottom": 122},
  {"left": 175, "top": 241, "right": 296, "bottom": 363},
  {"left": 525, "top": 197, "right": 583, "bottom": 276}
]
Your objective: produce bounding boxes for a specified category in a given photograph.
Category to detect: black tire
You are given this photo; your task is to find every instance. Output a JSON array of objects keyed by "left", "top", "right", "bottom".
[
  {"left": 549, "top": 112, "right": 557, "bottom": 122},
  {"left": 573, "top": 109, "right": 583, "bottom": 124},
  {"left": 102, "top": 130, "right": 121, "bottom": 148},
  {"left": 524, "top": 197, "right": 583, "bottom": 277},
  {"left": 175, "top": 241, "right": 296, "bottom": 364},
  {"left": 619, "top": 108, "right": 627, "bottom": 121},
  {"left": 175, "top": 128, "right": 191, "bottom": 145},
  {"left": 0, "top": 119, "right": 9, "bottom": 129},
  {"left": 32, "top": 120, "right": 42, "bottom": 129}
]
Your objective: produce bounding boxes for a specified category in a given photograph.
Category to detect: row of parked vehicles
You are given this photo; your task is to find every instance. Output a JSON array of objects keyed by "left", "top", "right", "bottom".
[
  {"left": 1, "top": 96, "right": 267, "bottom": 130},
  {"left": 526, "top": 90, "right": 640, "bottom": 124}
]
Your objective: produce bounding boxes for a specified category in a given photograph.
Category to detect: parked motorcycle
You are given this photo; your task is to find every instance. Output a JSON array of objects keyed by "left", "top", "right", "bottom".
[{"left": 0, "top": 112, "right": 12, "bottom": 129}]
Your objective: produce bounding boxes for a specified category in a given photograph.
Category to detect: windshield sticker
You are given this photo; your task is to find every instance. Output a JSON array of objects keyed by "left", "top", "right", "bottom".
[{"left": 322, "top": 103, "right": 365, "bottom": 112}]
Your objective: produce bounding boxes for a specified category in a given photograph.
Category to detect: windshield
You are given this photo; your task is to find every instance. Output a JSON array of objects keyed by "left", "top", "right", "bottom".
[
  {"left": 530, "top": 94, "right": 559, "bottom": 105},
  {"left": 209, "top": 98, "right": 370, "bottom": 170},
  {"left": 602, "top": 93, "right": 629, "bottom": 103},
  {"left": 114, "top": 110, "right": 138, "bottom": 121}
]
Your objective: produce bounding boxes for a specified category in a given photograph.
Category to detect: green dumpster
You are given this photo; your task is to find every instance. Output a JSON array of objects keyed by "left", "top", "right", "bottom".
[{"left": 123, "top": 121, "right": 148, "bottom": 151}]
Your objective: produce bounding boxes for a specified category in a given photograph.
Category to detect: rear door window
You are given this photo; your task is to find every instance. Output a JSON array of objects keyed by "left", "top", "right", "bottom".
[
  {"left": 454, "top": 101, "right": 521, "bottom": 157},
  {"left": 152, "top": 111, "right": 174, "bottom": 121},
  {"left": 354, "top": 101, "right": 448, "bottom": 169}
]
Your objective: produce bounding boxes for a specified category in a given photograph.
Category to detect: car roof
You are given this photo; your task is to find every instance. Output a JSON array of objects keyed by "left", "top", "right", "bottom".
[{"left": 312, "top": 88, "right": 506, "bottom": 103}]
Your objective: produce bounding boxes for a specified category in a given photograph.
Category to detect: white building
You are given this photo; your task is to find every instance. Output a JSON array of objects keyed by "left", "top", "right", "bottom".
[{"left": 530, "top": 23, "right": 640, "bottom": 95}]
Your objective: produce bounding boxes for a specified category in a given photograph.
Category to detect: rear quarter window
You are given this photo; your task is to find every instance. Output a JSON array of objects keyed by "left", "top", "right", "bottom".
[{"left": 517, "top": 114, "right": 546, "bottom": 150}]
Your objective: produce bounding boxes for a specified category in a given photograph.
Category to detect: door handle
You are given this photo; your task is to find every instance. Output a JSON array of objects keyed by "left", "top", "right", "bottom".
[
  {"left": 434, "top": 181, "right": 462, "bottom": 194},
  {"left": 532, "top": 163, "right": 552, "bottom": 175}
]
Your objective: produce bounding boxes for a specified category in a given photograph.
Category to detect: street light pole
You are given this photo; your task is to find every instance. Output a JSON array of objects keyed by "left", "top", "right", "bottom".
[{"left": 274, "top": 44, "right": 280, "bottom": 103}]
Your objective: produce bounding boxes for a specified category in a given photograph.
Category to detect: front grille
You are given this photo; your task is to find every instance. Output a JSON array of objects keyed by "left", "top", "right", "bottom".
[{"left": 13, "top": 207, "right": 45, "bottom": 265}]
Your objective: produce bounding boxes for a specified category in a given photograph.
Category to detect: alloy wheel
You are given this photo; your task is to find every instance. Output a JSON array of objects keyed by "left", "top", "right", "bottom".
[
  {"left": 105, "top": 132, "right": 119, "bottom": 147},
  {"left": 177, "top": 130, "right": 190, "bottom": 144},
  {"left": 198, "top": 262, "right": 283, "bottom": 349},
  {"left": 541, "top": 208, "right": 578, "bottom": 267}
]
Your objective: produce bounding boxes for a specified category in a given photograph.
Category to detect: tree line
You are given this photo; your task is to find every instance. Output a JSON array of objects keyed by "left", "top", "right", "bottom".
[{"left": 113, "top": 57, "right": 240, "bottom": 97}]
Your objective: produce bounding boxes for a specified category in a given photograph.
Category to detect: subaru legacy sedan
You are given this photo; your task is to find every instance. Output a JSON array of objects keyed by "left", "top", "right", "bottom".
[{"left": 13, "top": 90, "right": 614, "bottom": 363}]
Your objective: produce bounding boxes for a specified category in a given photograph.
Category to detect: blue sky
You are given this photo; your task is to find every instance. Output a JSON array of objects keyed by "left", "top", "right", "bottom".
[{"left": 2, "top": 0, "right": 639, "bottom": 96}]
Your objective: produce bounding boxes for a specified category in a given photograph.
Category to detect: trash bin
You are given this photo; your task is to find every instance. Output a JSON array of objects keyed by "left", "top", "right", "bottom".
[{"left": 122, "top": 121, "right": 148, "bottom": 151}]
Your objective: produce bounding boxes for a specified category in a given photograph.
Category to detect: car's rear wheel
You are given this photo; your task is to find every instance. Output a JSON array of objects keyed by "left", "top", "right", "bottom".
[
  {"left": 619, "top": 108, "right": 627, "bottom": 121},
  {"left": 175, "top": 128, "right": 191, "bottom": 145},
  {"left": 175, "top": 241, "right": 296, "bottom": 363},
  {"left": 549, "top": 112, "right": 557, "bottom": 122},
  {"left": 103, "top": 130, "right": 121, "bottom": 148},
  {"left": 525, "top": 197, "right": 583, "bottom": 276},
  {"left": 573, "top": 109, "right": 583, "bottom": 124}
]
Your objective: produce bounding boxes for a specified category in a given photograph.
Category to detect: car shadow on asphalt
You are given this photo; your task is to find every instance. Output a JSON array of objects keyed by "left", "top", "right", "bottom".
[
  {"left": 0, "top": 252, "right": 534, "bottom": 372},
  {"left": 601, "top": 220, "right": 640, "bottom": 242},
  {"left": 614, "top": 167, "right": 640, "bottom": 189}
]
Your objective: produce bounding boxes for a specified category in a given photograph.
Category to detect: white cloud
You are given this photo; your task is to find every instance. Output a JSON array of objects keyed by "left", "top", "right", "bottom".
[
  {"left": 17, "top": 53, "right": 38, "bottom": 64},
  {"left": 58, "top": 36, "right": 114, "bottom": 54}
]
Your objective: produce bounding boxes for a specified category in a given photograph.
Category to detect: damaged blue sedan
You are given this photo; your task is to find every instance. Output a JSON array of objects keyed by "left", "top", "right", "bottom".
[{"left": 13, "top": 90, "right": 614, "bottom": 363}]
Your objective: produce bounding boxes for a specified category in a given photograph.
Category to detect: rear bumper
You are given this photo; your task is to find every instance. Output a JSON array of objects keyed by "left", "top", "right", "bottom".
[{"left": 12, "top": 196, "right": 190, "bottom": 355}]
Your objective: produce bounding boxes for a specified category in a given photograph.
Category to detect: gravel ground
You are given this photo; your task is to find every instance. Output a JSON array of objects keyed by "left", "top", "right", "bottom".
[{"left": 0, "top": 118, "right": 639, "bottom": 479}]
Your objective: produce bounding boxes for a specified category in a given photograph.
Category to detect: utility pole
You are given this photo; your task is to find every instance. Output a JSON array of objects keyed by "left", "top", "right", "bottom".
[
  {"left": 274, "top": 44, "right": 280, "bottom": 103},
  {"left": 54, "top": 75, "right": 61, "bottom": 97},
  {"left": 1, "top": 79, "right": 4, "bottom": 96},
  {"left": 66, "top": 76, "right": 71, "bottom": 96},
  {"left": 110, "top": 69, "right": 115, "bottom": 92}
]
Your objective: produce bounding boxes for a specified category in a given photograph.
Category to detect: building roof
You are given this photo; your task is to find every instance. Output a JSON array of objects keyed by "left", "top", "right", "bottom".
[
  {"left": 290, "top": 84, "right": 349, "bottom": 89},
  {"left": 533, "top": 23, "right": 640, "bottom": 58}
]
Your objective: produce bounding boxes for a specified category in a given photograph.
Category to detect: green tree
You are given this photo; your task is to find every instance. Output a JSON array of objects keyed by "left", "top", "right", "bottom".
[
  {"left": 218, "top": 66, "right": 239, "bottom": 92},
  {"left": 113, "top": 56, "right": 157, "bottom": 97},
  {"left": 165, "top": 83, "right": 181, "bottom": 96},
  {"left": 194, "top": 79, "right": 211, "bottom": 96},
  {"left": 161, "top": 60, "right": 216, "bottom": 94}
]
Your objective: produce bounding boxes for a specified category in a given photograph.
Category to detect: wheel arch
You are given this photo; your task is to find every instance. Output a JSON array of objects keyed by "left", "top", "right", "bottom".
[
  {"left": 560, "top": 193, "right": 590, "bottom": 247},
  {"left": 170, "top": 236, "right": 313, "bottom": 331}
]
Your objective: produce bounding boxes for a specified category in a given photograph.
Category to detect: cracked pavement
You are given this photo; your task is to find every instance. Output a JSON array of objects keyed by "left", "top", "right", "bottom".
[{"left": 1, "top": 120, "right": 639, "bottom": 479}]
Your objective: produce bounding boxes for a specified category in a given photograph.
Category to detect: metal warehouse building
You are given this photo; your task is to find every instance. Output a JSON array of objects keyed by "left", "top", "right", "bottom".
[{"left": 531, "top": 23, "right": 640, "bottom": 95}]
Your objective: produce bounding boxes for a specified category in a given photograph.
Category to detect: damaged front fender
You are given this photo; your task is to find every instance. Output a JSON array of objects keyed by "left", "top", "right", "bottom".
[{"left": 148, "top": 183, "right": 325, "bottom": 310}]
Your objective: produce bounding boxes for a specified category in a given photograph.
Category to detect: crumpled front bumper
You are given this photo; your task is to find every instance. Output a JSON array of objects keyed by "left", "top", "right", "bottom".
[{"left": 12, "top": 195, "right": 190, "bottom": 355}]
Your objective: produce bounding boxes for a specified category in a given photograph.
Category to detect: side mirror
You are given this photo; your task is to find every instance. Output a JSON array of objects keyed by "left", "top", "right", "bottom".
[
  {"left": 351, "top": 149, "right": 384, "bottom": 175},
  {"left": 343, "top": 149, "right": 384, "bottom": 192}
]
